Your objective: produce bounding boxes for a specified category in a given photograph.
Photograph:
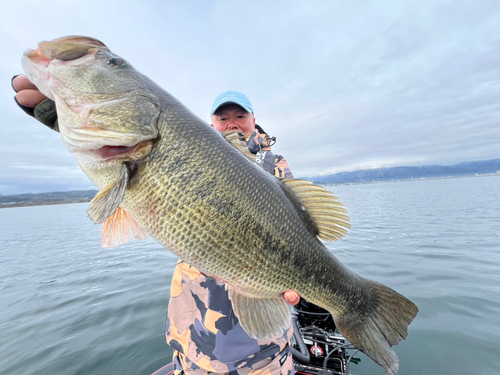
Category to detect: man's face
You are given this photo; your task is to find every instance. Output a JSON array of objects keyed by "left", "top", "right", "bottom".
[{"left": 211, "top": 104, "right": 256, "bottom": 133}]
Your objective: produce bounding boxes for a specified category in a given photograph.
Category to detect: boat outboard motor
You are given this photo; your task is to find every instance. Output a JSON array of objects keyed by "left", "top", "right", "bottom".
[{"left": 291, "top": 298, "right": 358, "bottom": 375}]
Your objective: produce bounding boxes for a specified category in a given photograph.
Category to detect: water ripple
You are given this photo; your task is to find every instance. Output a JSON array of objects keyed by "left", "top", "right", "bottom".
[{"left": 0, "top": 177, "right": 499, "bottom": 374}]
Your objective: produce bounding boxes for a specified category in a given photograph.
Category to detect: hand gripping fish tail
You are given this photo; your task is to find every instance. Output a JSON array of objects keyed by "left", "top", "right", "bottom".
[{"left": 22, "top": 35, "right": 418, "bottom": 375}]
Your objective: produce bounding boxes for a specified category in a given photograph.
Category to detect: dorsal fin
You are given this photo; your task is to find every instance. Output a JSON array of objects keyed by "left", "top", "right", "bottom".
[
  {"left": 221, "top": 131, "right": 257, "bottom": 164},
  {"left": 281, "top": 178, "right": 350, "bottom": 241},
  {"left": 87, "top": 163, "right": 129, "bottom": 224},
  {"left": 101, "top": 207, "right": 147, "bottom": 248}
]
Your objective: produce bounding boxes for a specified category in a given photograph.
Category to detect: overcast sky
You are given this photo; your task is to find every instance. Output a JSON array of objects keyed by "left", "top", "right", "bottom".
[{"left": 1, "top": 0, "right": 500, "bottom": 195}]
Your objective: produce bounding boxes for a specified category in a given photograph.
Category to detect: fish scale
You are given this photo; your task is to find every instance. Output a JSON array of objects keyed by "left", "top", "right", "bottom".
[{"left": 22, "top": 35, "right": 418, "bottom": 375}]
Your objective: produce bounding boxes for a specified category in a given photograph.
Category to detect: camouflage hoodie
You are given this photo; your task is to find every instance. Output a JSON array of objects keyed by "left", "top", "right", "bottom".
[{"left": 166, "top": 131, "right": 294, "bottom": 375}]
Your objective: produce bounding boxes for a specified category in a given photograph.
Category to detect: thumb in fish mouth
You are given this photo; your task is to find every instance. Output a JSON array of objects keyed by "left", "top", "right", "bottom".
[{"left": 37, "top": 36, "right": 108, "bottom": 61}]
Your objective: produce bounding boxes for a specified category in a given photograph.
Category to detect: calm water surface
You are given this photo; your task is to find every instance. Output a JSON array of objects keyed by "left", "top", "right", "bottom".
[{"left": 1, "top": 176, "right": 499, "bottom": 375}]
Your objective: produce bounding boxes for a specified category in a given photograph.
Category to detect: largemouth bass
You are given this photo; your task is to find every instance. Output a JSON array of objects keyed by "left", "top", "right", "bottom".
[{"left": 22, "top": 36, "right": 418, "bottom": 375}]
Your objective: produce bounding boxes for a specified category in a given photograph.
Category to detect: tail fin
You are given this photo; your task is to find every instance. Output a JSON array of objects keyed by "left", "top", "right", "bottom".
[{"left": 334, "top": 278, "right": 418, "bottom": 375}]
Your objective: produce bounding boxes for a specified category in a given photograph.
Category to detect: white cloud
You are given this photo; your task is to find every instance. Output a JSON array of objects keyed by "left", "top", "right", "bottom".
[{"left": 1, "top": 0, "right": 500, "bottom": 194}]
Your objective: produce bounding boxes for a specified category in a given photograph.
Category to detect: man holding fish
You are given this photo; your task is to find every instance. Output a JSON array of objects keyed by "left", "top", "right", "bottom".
[{"left": 12, "top": 36, "right": 416, "bottom": 375}]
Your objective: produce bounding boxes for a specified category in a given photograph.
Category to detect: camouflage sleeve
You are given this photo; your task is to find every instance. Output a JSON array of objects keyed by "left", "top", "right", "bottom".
[
  {"left": 244, "top": 132, "right": 294, "bottom": 179},
  {"left": 274, "top": 155, "right": 294, "bottom": 178},
  {"left": 33, "top": 98, "right": 59, "bottom": 132},
  {"left": 15, "top": 96, "right": 59, "bottom": 132},
  {"left": 246, "top": 131, "right": 275, "bottom": 153}
]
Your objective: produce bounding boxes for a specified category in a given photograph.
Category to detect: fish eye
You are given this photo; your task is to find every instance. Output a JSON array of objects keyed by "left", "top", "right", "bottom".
[{"left": 108, "top": 57, "right": 127, "bottom": 68}]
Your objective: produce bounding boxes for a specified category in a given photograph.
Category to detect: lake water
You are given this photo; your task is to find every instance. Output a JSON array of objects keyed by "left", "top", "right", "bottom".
[{"left": 1, "top": 175, "right": 499, "bottom": 375}]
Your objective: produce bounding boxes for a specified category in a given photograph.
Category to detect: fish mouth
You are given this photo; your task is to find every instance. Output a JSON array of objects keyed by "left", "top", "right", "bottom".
[
  {"left": 90, "top": 140, "right": 154, "bottom": 162},
  {"left": 22, "top": 36, "right": 109, "bottom": 100}
]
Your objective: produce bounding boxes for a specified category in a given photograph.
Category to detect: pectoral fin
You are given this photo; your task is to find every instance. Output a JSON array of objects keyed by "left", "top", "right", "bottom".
[
  {"left": 101, "top": 207, "right": 147, "bottom": 248},
  {"left": 87, "top": 163, "right": 129, "bottom": 224},
  {"left": 228, "top": 289, "right": 291, "bottom": 339}
]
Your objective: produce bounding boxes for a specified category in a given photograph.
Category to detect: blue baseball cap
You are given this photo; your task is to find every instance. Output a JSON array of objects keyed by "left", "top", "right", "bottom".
[{"left": 210, "top": 90, "right": 254, "bottom": 116}]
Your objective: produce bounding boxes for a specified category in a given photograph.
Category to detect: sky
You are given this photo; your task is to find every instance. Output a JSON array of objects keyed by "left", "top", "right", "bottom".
[{"left": 1, "top": 0, "right": 500, "bottom": 195}]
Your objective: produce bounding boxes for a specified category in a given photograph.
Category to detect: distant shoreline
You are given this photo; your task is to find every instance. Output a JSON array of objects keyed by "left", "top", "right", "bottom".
[
  {"left": 0, "top": 190, "right": 97, "bottom": 210},
  {"left": 0, "top": 199, "right": 93, "bottom": 209},
  {"left": 1, "top": 173, "right": 498, "bottom": 209},
  {"left": 320, "top": 172, "right": 500, "bottom": 186}
]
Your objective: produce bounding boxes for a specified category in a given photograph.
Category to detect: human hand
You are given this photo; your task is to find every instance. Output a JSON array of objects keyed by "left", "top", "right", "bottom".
[
  {"left": 12, "top": 75, "right": 47, "bottom": 108},
  {"left": 12, "top": 75, "right": 59, "bottom": 131},
  {"left": 283, "top": 290, "right": 300, "bottom": 306}
]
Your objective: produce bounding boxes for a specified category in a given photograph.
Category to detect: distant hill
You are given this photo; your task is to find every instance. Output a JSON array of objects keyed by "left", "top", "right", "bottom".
[
  {"left": 303, "top": 159, "right": 500, "bottom": 184},
  {"left": 0, "top": 190, "right": 98, "bottom": 209}
]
